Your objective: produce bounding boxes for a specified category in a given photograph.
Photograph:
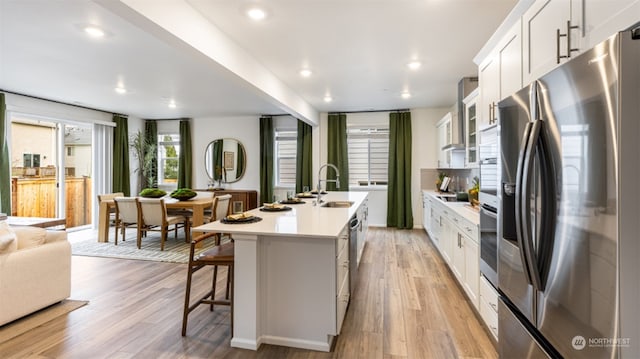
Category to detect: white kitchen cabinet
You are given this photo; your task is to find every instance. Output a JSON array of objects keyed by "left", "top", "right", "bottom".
[
  {"left": 336, "top": 227, "right": 350, "bottom": 334},
  {"left": 356, "top": 197, "right": 368, "bottom": 266},
  {"left": 423, "top": 193, "right": 431, "bottom": 236},
  {"left": 522, "top": 0, "right": 576, "bottom": 84},
  {"left": 439, "top": 208, "right": 454, "bottom": 265},
  {"left": 478, "top": 20, "right": 522, "bottom": 130},
  {"left": 479, "top": 275, "right": 499, "bottom": 340},
  {"left": 523, "top": 0, "right": 640, "bottom": 84},
  {"left": 572, "top": 0, "right": 640, "bottom": 52},
  {"left": 450, "top": 216, "right": 480, "bottom": 308},
  {"left": 463, "top": 88, "right": 479, "bottom": 168},
  {"left": 436, "top": 112, "right": 465, "bottom": 169}
]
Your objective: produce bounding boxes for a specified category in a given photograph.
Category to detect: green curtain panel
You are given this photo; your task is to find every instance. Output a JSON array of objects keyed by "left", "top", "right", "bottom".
[
  {"left": 212, "top": 140, "right": 223, "bottom": 182},
  {"left": 387, "top": 111, "right": 413, "bottom": 229},
  {"left": 0, "top": 94, "right": 10, "bottom": 213},
  {"left": 295, "top": 119, "right": 313, "bottom": 193},
  {"left": 259, "top": 116, "right": 274, "bottom": 205},
  {"left": 144, "top": 120, "right": 158, "bottom": 188},
  {"left": 236, "top": 142, "right": 245, "bottom": 178},
  {"left": 177, "top": 119, "right": 193, "bottom": 188},
  {"left": 112, "top": 114, "right": 131, "bottom": 196},
  {"left": 326, "top": 113, "right": 349, "bottom": 191}
]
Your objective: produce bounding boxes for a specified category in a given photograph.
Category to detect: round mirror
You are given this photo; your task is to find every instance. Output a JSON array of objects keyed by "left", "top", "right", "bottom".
[{"left": 204, "top": 138, "right": 246, "bottom": 183}]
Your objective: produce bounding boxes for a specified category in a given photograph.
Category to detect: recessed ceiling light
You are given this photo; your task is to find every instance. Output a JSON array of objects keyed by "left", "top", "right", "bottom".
[
  {"left": 84, "top": 26, "right": 105, "bottom": 38},
  {"left": 407, "top": 61, "right": 421, "bottom": 70},
  {"left": 247, "top": 7, "right": 267, "bottom": 20},
  {"left": 114, "top": 86, "right": 126, "bottom": 94},
  {"left": 168, "top": 100, "right": 177, "bottom": 109},
  {"left": 324, "top": 95, "right": 333, "bottom": 103},
  {"left": 299, "top": 69, "right": 313, "bottom": 77},
  {"left": 401, "top": 92, "right": 411, "bottom": 99}
]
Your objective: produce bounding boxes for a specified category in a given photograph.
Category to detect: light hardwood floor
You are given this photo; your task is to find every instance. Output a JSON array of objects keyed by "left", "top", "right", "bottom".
[{"left": 0, "top": 227, "right": 496, "bottom": 358}]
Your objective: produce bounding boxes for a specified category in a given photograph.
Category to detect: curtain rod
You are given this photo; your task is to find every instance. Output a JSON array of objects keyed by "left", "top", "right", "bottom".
[
  {"left": 0, "top": 89, "right": 126, "bottom": 117},
  {"left": 329, "top": 108, "right": 410, "bottom": 115}
]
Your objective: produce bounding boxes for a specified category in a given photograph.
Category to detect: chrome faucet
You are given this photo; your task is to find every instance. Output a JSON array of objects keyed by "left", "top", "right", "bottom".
[{"left": 315, "top": 163, "right": 340, "bottom": 205}]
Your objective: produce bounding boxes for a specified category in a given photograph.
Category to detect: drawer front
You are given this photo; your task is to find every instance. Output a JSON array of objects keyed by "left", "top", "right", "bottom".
[
  {"left": 336, "top": 276, "right": 350, "bottom": 334},
  {"left": 480, "top": 296, "right": 499, "bottom": 339},
  {"left": 336, "top": 243, "right": 349, "bottom": 292},
  {"left": 336, "top": 227, "right": 348, "bottom": 256},
  {"left": 479, "top": 276, "right": 499, "bottom": 313},
  {"left": 454, "top": 214, "right": 478, "bottom": 242}
]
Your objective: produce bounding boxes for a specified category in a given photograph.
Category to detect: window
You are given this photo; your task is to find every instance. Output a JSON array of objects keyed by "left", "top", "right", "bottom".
[
  {"left": 275, "top": 128, "right": 297, "bottom": 187},
  {"left": 347, "top": 126, "right": 389, "bottom": 186},
  {"left": 158, "top": 134, "right": 180, "bottom": 186}
]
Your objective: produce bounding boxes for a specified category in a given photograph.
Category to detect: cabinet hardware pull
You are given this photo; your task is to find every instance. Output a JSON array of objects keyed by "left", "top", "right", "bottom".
[{"left": 557, "top": 20, "right": 580, "bottom": 63}]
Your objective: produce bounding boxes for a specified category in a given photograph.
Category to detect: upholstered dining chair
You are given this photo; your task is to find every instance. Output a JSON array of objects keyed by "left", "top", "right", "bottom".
[
  {"left": 113, "top": 197, "right": 139, "bottom": 245},
  {"left": 97, "top": 192, "right": 124, "bottom": 226},
  {"left": 137, "top": 198, "right": 190, "bottom": 251},
  {"left": 182, "top": 232, "right": 234, "bottom": 337}
]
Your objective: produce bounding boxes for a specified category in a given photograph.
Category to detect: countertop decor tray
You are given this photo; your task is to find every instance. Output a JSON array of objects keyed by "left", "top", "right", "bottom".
[
  {"left": 260, "top": 206, "right": 292, "bottom": 212},
  {"left": 280, "top": 200, "right": 305, "bottom": 204},
  {"left": 221, "top": 216, "right": 263, "bottom": 224}
]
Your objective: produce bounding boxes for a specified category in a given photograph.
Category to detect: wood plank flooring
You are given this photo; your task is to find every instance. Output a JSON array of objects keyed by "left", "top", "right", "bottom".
[{"left": 0, "top": 227, "right": 496, "bottom": 358}]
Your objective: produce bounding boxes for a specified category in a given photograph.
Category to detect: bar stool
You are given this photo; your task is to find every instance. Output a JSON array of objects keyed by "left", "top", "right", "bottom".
[{"left": 182, "top": 232, "right": 234, "bottom": 336}]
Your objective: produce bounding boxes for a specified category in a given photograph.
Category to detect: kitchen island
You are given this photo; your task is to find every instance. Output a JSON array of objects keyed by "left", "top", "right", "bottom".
[{"left": 193, "top": 191, "right": 369, "bottom": 352}]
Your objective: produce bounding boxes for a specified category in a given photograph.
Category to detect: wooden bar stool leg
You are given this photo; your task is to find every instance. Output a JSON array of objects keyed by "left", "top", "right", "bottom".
[
  {"left": 182, "top": 264, "right": 195, "bottom": 336},
  {"left": 211, "top": 265, "right": 218, "bottom": 311},
  {"left": 229, "top": 264, "right": 234, "bottom": 336}
]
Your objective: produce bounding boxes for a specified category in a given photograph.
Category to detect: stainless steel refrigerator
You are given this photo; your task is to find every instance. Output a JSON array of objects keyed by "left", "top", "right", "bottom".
[{"left": 498, "top": 28, "right": 640, "bottom": 358}]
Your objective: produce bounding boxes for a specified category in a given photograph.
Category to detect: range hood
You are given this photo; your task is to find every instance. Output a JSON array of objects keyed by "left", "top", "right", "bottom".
[{"left": 442, "top": 77, "right": 478, "bottom": 151}]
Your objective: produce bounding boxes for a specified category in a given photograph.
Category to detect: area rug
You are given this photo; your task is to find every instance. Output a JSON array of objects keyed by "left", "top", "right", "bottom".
[
  {"left": 0, "top": 299, "right": 88, "bottom": 343},
  {"left": 71, "top": 231, "right": 217, "bottom": 264}
]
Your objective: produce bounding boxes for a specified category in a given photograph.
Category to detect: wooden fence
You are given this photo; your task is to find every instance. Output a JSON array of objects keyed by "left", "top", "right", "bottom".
[{"left": 10, "top": 177, "right": 92, "bottom": 228}]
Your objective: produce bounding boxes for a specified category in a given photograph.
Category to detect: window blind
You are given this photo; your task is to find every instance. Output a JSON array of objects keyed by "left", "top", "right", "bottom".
[{"left": 347, "top": 127, "right": 389, "bottom": 186}]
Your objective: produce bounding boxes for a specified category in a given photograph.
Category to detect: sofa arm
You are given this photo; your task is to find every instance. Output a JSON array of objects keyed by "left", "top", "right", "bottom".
[{"left": 0, "top": 239, "right": 71, "bottom": 326}]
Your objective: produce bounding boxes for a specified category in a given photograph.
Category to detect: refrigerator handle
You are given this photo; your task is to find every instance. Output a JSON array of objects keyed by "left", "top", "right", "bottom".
[
  {"left": 521, "top": 120, "right": 545, "bottom": 291},
  {"left": 514, "top": 121, "right": 534, "bottom": 286},
  {"left": 534, "top": 119, "right": 557, "bottom": 292}
]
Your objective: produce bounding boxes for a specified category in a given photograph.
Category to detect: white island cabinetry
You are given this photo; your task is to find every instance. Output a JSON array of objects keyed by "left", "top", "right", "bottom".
[{"left": 195, "top": 192, "right": 369, "bottom": 352}]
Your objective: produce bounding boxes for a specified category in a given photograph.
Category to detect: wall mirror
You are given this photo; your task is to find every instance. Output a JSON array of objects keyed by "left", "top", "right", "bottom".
[{"left": 205, "top": 138, "right": 246, "bottom": 183}]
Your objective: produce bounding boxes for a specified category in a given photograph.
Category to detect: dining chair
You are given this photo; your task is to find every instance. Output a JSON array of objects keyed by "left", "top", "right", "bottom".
[
  {"left": 97, "top": 192, "right": 124, "bottom": 226},
  {"left": 137, "top": 198, "right": 190, "bottom": 251},
  {"left": 113, "top": 197, "right": 139, "bottom": 245},
  {"left": 182, "top": 232, "right": 234, "bottom": 337}
]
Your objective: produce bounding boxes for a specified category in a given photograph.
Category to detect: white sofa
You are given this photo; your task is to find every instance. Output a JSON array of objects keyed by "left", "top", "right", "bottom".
[{"left": 0, "top": 223, "right": 71, "bottom": 326}]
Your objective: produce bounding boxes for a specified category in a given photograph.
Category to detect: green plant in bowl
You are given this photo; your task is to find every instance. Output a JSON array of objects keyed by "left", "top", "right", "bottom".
[
  {"left": 139, "top": 188, "right": 167, "bottom": 198},
  {"left": 170, "top": 188, "right": 197, "bottom": 201}
]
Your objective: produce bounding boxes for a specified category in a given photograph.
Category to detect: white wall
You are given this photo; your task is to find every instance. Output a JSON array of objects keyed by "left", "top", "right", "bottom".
[
  {"left": 191, "top": 115, "right": 259, "bottom": 191},
  {"left": 411, "top": 107, "right": 448, "bottom": 228}
]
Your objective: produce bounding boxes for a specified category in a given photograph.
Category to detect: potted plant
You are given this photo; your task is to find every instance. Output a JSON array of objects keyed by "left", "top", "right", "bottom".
[{"left": 131, "top": 130, "right": 157, "bottom": 192}]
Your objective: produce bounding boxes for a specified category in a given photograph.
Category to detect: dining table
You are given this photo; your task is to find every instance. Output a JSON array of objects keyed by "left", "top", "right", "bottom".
[{"left": 98, "top": 197, "right": 213, "bottom": 243}]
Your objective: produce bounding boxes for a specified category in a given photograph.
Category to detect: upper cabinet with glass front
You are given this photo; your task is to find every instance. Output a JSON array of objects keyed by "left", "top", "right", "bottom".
[{"left": 464, "top": 88, "right": 479, "bottom": 168}]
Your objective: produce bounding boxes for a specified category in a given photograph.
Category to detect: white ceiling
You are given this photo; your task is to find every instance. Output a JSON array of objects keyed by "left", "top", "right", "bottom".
[{"left": 0, "top": 0, "right": 517, "bottom": 121}]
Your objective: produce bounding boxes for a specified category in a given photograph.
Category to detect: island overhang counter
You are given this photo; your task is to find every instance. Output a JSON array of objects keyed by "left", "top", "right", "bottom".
[{"left": 193, "top": 191, "right": 369, "bottom": 352}]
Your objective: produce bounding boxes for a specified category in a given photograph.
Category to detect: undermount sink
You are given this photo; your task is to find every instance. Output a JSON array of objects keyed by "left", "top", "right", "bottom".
[{"left": 321, "top": 201, "right": 354, "bottom": 208}]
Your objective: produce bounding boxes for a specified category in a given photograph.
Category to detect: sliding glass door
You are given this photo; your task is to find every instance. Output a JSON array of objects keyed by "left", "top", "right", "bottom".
[{"left": 10, "top": 115, "right": 93, "bottom": 228}]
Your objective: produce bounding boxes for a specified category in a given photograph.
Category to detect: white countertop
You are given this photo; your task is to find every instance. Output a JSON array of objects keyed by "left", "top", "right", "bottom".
[
  {"left": 423, "top": 190, "right": 479, "bottom": 225},
  {"left": 194, "top": 191, "right": 368, "bottom": 238}
]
